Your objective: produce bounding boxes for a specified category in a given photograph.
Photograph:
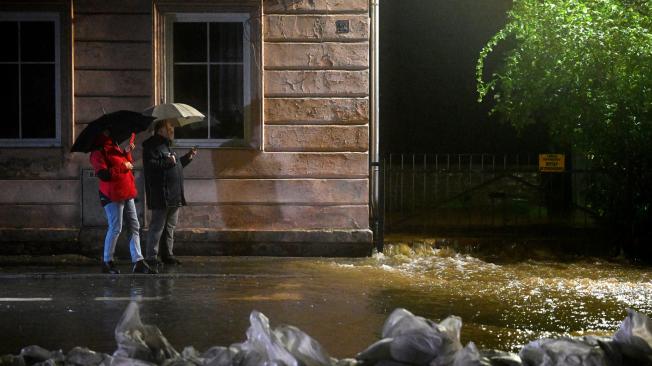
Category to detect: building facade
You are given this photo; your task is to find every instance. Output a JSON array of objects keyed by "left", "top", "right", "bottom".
[{"left": 0, "top": 0, "right": 373, "bottom": 256}]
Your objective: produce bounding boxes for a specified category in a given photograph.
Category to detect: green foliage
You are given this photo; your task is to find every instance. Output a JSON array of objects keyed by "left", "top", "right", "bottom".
[{"left": 477, "top": 0, "right": 652, "bottom": 253}]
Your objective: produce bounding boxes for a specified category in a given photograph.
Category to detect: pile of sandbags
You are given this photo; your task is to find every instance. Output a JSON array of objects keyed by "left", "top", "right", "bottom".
[
  {"left": 1, "top": 304, "right": 652, "bottom": 366},
  {"left": 357, "top": 308, "right": 652, "bottom": 366}
]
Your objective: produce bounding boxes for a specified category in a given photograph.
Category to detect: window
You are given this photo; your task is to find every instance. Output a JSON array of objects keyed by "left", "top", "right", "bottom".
[
  {"left": 166, "top": 13, "right": 251, "bottom": 147},
  {"left": 0, "top": 13, "right": 60, "bottom": 146}
]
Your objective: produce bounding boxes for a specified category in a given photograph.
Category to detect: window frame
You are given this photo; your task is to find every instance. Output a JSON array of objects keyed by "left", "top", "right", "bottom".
[
  {"left": 0, "top": 12, "right": 61, "bottom": 147},
  {"left": 165, "top": 12, "right": 252, "bottom": 148}
]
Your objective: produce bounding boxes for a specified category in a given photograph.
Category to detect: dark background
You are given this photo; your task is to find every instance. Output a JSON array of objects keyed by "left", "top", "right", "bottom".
[{"left": 379, "top": 0, "right": 549, "bottom": 154}]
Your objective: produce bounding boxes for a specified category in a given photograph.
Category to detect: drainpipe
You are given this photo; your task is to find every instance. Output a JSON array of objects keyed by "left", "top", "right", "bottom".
[{"left": 370, "top": 0, "right": 383, "bottom": 252}]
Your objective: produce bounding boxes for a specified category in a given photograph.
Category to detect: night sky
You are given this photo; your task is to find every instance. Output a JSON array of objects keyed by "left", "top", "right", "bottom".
[{"left": 380, "top": 0, "right": 549, "bottom": 154}]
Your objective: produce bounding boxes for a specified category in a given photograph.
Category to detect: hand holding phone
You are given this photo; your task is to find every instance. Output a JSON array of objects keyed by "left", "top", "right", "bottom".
[{"left": 166, "top": 152, "right": 176, "bottom": 165}]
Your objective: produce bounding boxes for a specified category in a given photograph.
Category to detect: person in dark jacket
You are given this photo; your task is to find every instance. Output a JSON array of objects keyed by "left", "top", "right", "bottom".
[
  {"left": 90, "top": 131, "right": 154, "bottom": 275},
  {"left": 142, "top": 120, "right": 197, "bottom": 268}
]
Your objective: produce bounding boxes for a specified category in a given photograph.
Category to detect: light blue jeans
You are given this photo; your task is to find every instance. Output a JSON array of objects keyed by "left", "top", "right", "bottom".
[{"left": 103, "top": 199, "right": 144, "bottom": 263}]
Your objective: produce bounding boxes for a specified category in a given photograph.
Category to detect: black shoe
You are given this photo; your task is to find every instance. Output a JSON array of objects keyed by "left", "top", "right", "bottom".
[
  {"left": 145, "top": 258, "right": 160, "bottom": 272},
  {"left": 133, "top": 260, "right": 157, "bottom": 274},
  {"left": 102, "top": 261, "right": 120, "bottom": 274},
  {"left": 162, "top": 256, "right": 181, "bottom": 265}
]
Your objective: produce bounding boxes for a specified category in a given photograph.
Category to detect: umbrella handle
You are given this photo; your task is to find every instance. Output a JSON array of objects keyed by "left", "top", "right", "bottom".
[{"left": 129, "top": 133, "right": 136, "bottom": 144}]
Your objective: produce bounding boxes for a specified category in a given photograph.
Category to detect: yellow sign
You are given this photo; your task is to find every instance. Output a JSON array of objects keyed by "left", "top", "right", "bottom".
[{"left": 539, "top": 154, "right": 565, "bottom": 172}]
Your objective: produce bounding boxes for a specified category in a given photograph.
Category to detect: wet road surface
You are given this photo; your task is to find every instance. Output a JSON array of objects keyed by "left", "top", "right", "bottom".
[{"left": 0, "top": 249, "right": 651, "bottom": 357}]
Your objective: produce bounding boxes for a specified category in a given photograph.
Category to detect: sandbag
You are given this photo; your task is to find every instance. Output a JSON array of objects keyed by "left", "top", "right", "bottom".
[
  {"left": 65, "top": 347, "right": 111, "bottom": 366},
  {"left": 113, "top": 302, "right": 179, "bottom": 364},
  {"left": 356, "top": 309, "right": 462, "bottom": 366},
  {"left": 479, "top": 349, "right": 522, "bottom": 366},
  {"left": 611, "top": 308, "right": 652, "bottom": 365},
  {"left": 453, "top": 342, "right": 522, "bottom": 366},
  {"left": 274, "top": 325, "right": 332, "bottom": 366},
  {"left": 519, "top": 338, "right": 607, "bottom": 366},
  {"left": 234, "top": 310, "right": 299, "bottom": 366},
  {"left": 19, "top": 346, "right": 63, "bottom": 365}
]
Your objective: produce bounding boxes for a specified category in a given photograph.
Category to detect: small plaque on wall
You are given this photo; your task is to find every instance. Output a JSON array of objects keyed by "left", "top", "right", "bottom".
[{"left": 336, "top": 20, "right": 350, "bottom": 33}]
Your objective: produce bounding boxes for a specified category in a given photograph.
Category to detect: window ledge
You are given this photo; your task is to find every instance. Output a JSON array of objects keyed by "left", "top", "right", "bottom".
[
  {"left": 0, "top": 140, "right": 61, "bottom": 148},
  {"left": 172, "top": 139, "right": 255, "bottom": 149}
]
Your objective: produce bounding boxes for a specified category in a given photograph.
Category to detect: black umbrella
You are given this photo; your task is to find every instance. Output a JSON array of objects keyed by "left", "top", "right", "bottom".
[{"left": 71, "top": 110, "right": 155, "bottom": 152}]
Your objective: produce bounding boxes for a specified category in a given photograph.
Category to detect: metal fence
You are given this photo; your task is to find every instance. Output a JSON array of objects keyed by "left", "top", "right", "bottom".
[{"left": 381, "top": 153, "right": 600, "bottom": 233}]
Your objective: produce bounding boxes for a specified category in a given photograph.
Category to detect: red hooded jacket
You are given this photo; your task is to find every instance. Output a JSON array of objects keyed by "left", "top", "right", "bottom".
[{"left": 89, "top": 134, "right": 137, "bottom": 202}]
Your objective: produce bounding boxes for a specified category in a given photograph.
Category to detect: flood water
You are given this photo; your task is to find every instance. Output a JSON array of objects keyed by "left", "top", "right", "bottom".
[{"left": 1, "top": 245, "right": 651, "bottom": 358}]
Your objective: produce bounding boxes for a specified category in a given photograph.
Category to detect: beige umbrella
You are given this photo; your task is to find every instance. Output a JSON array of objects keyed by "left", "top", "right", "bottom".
[{"left": 143, "top": 103, "right": 205, "bottom": 127}]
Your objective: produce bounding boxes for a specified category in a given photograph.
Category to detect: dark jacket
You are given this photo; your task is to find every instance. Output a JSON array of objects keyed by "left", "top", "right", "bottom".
[{"left": 142, "top": 134, "right": 193, "bottom": 210}]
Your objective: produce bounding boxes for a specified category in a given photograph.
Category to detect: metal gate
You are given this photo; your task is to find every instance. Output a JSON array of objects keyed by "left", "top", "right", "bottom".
[{"left": 381, "top": 153, "right": 599, "bottom": 233}]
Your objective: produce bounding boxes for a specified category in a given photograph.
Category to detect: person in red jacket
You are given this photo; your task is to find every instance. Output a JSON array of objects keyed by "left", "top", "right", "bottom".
[{"left": 90, "top": 131, "right": 154, "bottom": 274}]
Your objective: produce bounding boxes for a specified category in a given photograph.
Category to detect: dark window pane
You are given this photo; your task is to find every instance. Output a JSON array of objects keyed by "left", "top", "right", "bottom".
[
  {"left": 173, "top": 22, "right": 206, "bottom": 63},
  {"left": 210, "top": 65, "right": 243, "bottom": 139},
  {"left": 209, "top": 22, "right": 243, "bottom": 62},
  {"left": 0, "top": 22, "right": 18, "bottom": 62},
  {"left": 0, "top": 65, "right": 19, "bottom": 138},
  {"left": 22, "top": 64, "right": 56, "bottom": 138},
  {"left": 21, "top": 21, "right": 55, "bottom": 62},
  {"left": 173, "top": 65, "right": 208, "bottom": 139}
]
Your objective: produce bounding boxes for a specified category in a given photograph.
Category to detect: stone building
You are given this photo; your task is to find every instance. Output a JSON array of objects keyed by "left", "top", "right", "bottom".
[{"left": 0, "top": 0, "right": 378, "bottom": 256}]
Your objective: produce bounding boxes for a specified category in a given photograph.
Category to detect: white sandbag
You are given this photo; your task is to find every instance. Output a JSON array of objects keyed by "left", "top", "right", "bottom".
[
  {"left": 235, "top": 310, "right": 299, "bottom": 366},
  {"left": 357, "top": 309, "right": 462, "bottom": 366},
  {"left": 106, "top": 356, "right": 158, "bottom": 366},
  {"left": 453, "top": 342, "right": 493, "bottom": 366},
  {"left": 390, "top": 330, "right": 448, "bottom": 364},
  {"left": 519, "top": 338, "right": 607, "bottom": 366},
  {"left": 612, "top": 308, "right": 652, "bottom": 364},
  {"left": 161, "top": 359, "right": 199, "bottom": 366},
  {"left": 479, "top": 350, "right": 522, "bottom": 366},
  {"left": 65, "top": 347, "right": 112, "bottom": 366},
  {"left": 382, "top": 309, "right": 437, "bottom": 338},
  {"left": 356, "top": 338, "right": 393, "bottom": 363},
  {"left": 19, "top": 346, "right": 63, "bottom": 364},
  {"left": 274, "top": 325, "right": 332, "bottom": 366},
  {"left": 113, "top": 302, "right": 180, "bottom": 364},
  {"left": 199, "top": 346, "right": 239, "bottom": 366}
]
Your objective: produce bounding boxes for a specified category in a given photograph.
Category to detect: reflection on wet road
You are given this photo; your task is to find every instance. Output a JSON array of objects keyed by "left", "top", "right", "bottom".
[{"left": 0, "top": 246, "right": 651, "bottom": 357}]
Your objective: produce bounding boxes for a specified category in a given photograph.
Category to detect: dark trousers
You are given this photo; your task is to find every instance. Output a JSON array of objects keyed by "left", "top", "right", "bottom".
[{"left": 146, "top": 207, "right": 180, "bottom": 260}]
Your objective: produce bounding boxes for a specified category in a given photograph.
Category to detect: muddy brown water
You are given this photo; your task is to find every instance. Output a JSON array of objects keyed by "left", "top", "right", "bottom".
[{"left": 0, "top": 245, "right": 651, "bottom": 358}]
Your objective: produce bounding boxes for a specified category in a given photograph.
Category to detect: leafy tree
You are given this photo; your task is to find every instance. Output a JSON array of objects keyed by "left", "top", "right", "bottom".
[{"left": 477, "top": 0, "right": 652, "bottom": 258}]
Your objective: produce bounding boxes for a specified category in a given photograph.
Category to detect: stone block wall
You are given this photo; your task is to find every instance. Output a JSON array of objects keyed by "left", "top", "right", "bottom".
[
  {"left": 0, "top": 0, "right": 77, "bottom": 237},
  {"left": 172, "top": 0, "right": 372, "bottom": 250},
  {"left": 0, "top": 0, "right": 372, "bottom": 256}
]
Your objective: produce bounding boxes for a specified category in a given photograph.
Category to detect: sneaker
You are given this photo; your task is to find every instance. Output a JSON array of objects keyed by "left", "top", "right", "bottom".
[
  {"left": 102, "top": 261, "right": 120, "bottom": 274},
  {"left": 133, "top": 260, "right": 157, "bottom": 274},
  {"left": 162, "top": 256, "right": 181, "bottom": 265}
]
